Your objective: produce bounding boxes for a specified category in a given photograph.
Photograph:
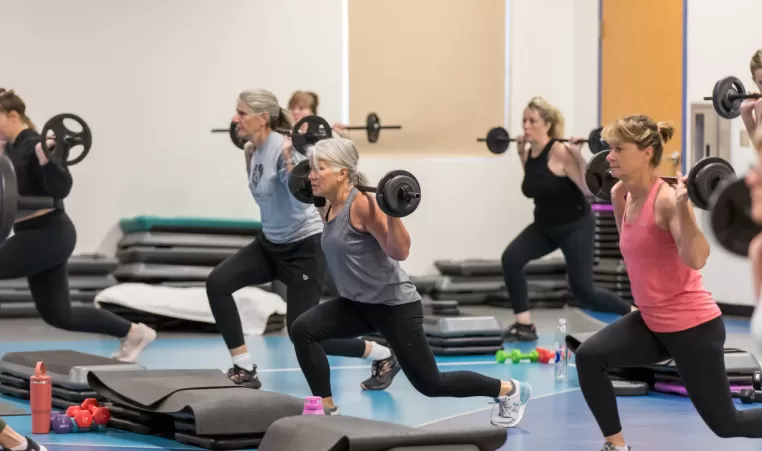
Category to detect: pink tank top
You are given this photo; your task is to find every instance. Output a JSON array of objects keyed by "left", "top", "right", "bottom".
[{"left": 619, "top": 179, "right": 721, "bottom": 333}]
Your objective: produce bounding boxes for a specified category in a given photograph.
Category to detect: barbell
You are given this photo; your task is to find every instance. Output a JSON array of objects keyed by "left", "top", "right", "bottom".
[
  {"left": 212, "top": 111, "right": 402, "bottom": 150},
  {"left": 476, "top": 127, "right": 609, "bottom": 155},
  {"left": 38, "top": 113, "right": 92, "bottom": 166},
  {"left": 0, "top": 155, "right": 62, "bottom": 245},
  {"left": 703, "top": 76, "right": 762, "bottom": 120},
  {"left": 584, "top": 150, "right": 735, "bottom": 210},
  {"left": 287, "top": 160, "right": 421, "bottom": 218}
]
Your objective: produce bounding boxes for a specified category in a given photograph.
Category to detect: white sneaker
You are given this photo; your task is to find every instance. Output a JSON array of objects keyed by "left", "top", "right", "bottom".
[
  {"left": 490, "top": 379, "right": 532, "bottom": 428},
  {"left": 111, "top": 323, "right": 157, "bottom": 362}
]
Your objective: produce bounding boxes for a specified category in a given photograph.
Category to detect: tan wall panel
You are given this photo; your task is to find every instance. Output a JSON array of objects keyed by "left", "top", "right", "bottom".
[{"left": 348, "top": 0, "right": 506, "bottom": 155}]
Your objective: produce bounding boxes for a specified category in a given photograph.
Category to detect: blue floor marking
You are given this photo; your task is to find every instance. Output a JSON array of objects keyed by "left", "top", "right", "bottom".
[{"left": 0, "top": 311, "right": 755, "bottom": 450}]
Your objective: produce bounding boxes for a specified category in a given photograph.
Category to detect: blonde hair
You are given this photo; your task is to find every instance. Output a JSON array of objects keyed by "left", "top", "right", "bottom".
[
  {"left": 309, "top": 137, "right": 369, "bottom": 186},
  {"left": 238, "top": 89, "right": 292, "bottom": 131},
  {"left": 288, "top": 91, "right": 319, "bottom": 114},
  {"left": 601, "top": 114, "right": 675, "bottom": 167},
  {"left": 751, "top": 50, "right": 762, "bottom": 76},
  {"left": 526, "top": 96, "right": 564, "bottom": 139},
  {"left": 0, "top": 89, "right": 35, "bottom": 130}
]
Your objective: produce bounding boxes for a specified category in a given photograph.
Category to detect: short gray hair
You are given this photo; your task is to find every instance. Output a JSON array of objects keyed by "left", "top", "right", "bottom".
[
  {"left": 238, "top": 89, "right": 292, "bottom": 130},
  {"left": 309, "top": 138, "right": 369, "bottom": 186}
]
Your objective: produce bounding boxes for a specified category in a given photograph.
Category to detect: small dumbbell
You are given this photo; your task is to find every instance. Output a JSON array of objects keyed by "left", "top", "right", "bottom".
[
  {"left": 737, "top": 388, "right": 762, "bottom": 404},
  {"left": 536, "top": 347, "right": 554, "bottom": 364},
  {"left": 50, "top": 413, "right": 73, "bottom": 434}
]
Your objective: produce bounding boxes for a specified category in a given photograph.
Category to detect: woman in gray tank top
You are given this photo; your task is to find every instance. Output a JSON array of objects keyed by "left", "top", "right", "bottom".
[
  {"left": 289, "top": 137, "right": 532, "bottom": 426},
  {"left": 205, "top": 90, "right": 395, "bottom": 392}
]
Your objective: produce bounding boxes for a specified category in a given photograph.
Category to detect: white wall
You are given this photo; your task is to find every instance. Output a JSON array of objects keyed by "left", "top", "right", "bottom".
[
  {"left": 686, "top": 0, "right": 759, "bottom": 306},
  {"left": 3, "top": 0, "right": 603, "bottom": 277}
]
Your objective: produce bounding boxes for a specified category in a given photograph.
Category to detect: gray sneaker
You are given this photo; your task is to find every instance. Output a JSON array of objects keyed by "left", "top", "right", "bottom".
[
  {"left": 601, "top": 443, "right": 631, "bottom": 451},
  {"left": 324, "top": 405, "right": 340, "bottom": 415},
  {"left": 111, "top": 323, "right": 157, "bottom": 362},
  {"left": 490, "top": 379, "right": 532, "bottom": 428}
]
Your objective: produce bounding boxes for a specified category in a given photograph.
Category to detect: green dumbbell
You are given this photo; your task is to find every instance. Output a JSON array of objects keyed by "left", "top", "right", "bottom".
[{"left": 495, "top": 349, "right": 540, "bottom": 364}]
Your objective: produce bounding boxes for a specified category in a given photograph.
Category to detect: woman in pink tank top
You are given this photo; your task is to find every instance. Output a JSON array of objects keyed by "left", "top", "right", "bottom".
[{"left": 575, "top": 114, "right": 762, "bottom": 451}]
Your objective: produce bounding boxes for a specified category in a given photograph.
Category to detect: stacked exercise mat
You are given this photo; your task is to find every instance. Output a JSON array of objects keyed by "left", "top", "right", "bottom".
[
  {"left": 426, "top": 258, "right": 568, "bottom": 309},
  {"left": 0, "top": 350, "right": 507, "bottom": 450},
  {"left": 573, "top": 203, "right": 634, "bottom": 309},
  {"left": 0, "top": 254, "right": 118, "bottom": 318},
  {"left": 362, "top": 316, "right": 504, "bottom": 356},
  {"left": 97, "top": 216, "right": 286, "bottom": 333}
]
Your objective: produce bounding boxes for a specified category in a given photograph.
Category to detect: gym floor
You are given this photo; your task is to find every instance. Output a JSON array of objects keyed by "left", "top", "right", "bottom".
[{"left": 0, "top": 306, "right": 760, "bottom": 451}]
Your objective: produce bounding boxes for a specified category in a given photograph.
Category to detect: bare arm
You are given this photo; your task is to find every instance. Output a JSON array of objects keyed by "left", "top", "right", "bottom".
[
  {"left": 750, "top": 232, "right": 762, "bottom": 300},
  {"left": 657, "top": 184, "right": 710, "bottom": 269},
  {"left": 611, "top": 181, "right": 627, "bottom": 234},
  {"left": 557, "top": 143, "right": 591, "bottom": 196},
  {"left": 352, "top": 191, "right": 411, "bottom": 261},
  {"left": 244, "top": 142, "right": 254, "bottom": 176}
]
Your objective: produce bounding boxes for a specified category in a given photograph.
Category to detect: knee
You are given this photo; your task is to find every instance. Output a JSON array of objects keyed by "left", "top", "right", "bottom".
[
  {"left": 39, "top": 310, "right": 74, "bottom": 331},
  {"left": 574, "top": 341, "right": 607, "bottom": 371},
  {"left": 205, "top": 267, "right": 231, "bottom": 298},
  {"left": 500, "top": 247, "right": 524, "bottom": 274},
  {"left": 409, "top": 376, "right": 443, "bottom": 398},
  {"left": 705, "top": 419, "right": 737, "bottom": 439},
  {"left": 568, "top": 277, "right": 595, "bottom": 299},
  {"left": 289, "top": 315, "right": 315, "bottom": 345}
]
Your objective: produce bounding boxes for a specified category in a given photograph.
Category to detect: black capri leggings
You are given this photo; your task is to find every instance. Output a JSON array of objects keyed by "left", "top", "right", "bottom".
[
  {"left": 290, "top": 297, "right": 502, "bottom": 398},
  {"left": 501, "top": 212, "right": 631, "bottom": 315},
  {"left": 576, "top": 311, "right": 762, "bottom": 438},
  {"left": 1, "top": 211, "right": 131, "bottom": 337},
  {"left": 205, "top": 233, "right": 365, "bottom": 358}
]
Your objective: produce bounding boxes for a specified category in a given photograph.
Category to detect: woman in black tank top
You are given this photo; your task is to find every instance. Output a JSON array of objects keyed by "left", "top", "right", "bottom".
[{"left": 501, "top": 97, "right": 633, "bottom": 342}]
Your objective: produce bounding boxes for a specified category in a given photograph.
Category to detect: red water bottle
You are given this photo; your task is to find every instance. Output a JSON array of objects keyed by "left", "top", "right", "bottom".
[{"left": 30, "top": 362, "right": 52, "bottom": 434}]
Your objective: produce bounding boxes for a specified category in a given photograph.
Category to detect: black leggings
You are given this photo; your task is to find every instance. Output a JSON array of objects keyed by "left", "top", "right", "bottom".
[
  {"left": 291, "top": 297, "right": 502, "bottom": 398},
  {"left": 205, "top": 233, "right": 366, "bottom": 358},
  {"left": 576, "top": 311, "right": 762, "bottom": 438},
  {"left": 501, "top": 212, "right": 631, "bottom": 315},
  {"left": 2, "top": 211, "right": 131, "bottom": 337}
]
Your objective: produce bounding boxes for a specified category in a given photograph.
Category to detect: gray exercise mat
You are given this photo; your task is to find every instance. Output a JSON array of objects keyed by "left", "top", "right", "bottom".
[
  {"left": 87, "top": 369, "right": 302, "bottom": 436},
  {"left": 257, "top": 415, "right": 506, "bottom": 451},
  {"left": 116, "top": 246, "right": 238, "bottom": 266},
  {"left": 113, "top": 263, "right": 213, "bottom": 281},
  {"left": 0, "top": 399, "right": 28, "bottom": 416},
  {"left": 68, "top": 254, "right": 119, "bottom": 274},
  {"left": 119, "top": 232, "right": 253, "bottom": 249},
  {"left": 0, "top": 275, "right": 116, "bottom": 290}
]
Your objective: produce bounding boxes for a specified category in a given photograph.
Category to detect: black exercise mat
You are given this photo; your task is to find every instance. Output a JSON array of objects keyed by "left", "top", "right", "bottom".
[
  {"left": 175, "top": 432, "right": 263, "bottom": 450},
  {"left": 116, "top": 246, "right": 237, "bottom": 266},
  {"left": 257, "top": 415, "right": 506, "bottom": 451},
  {"left": 68, "top": 254, "right": 119, "bottom": 275},
  {"left": 0, "top": 373, "right": 98, "bottom": 401},
  {"left": 0, "top": 399, "right": 27, "bottom": 416},
  {"left": 87, "top": 369, "right": 303, "bottom": 436},
  {"left": 0, "top": 383, "right": 75, "bottom": 410},
  {"left": 2, "top": 350, "right": 134, "bottom": 377}
]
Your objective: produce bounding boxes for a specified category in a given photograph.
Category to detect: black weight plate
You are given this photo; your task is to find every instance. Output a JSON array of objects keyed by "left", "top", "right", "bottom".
[
  {"left": 585, "top": 151, "right": 617, "bottom": 202},
  {"left": 229, "top": 121, "right": 246, "bottom": 150},
  {"left": 709, "top": 178, "right": 762, "bottom": 257},
  {"left": 587, "top": 127, "right": 608, "bottom": 154},
  {"left": 40, "top": 113, "right": 92, "bottom": 166},
  {"left": 486, "top": 127, "right": 511, "bottom": 154},
  {"left": 287, "top": 160, "right": 315, "bottom": 204},
  {"left": 366, "top": 112, "right": 380, "bottom": 143},
  {"left": 686, "top": 157, "right": 734, "bottom": 210},
  {"left": 376, "top": 170, "right": 421, "bottom": 218},
  {"left": 0, "top": 156, "right": 18, "bottom": 245},
  {"left": 291, "top": 115, "right": 332, "bottom": 155},
  {"left": 712, "top": 76, "right": 745, "bottom": 120}
]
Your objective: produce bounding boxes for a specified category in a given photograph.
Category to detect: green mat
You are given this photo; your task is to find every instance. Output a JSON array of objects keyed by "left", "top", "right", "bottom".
[{"left": 119, "top": 216, "right": 262, "bottom": 235}]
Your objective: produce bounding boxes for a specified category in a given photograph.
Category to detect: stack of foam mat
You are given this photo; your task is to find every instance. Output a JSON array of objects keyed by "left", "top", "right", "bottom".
[
  {"left": 0, "top": 350, "right": 143, "bottom": 409},
  {"left": 87, "top": 368, "right": 303, "bottom": 449},
  {"left": 485, "top": 258, "right": 568, "bottom": 309},
  {"left": 0, "top": 254, "right": 118, "bottom": 318},
  {"left": 430, "top": 260, "right": 504, "bottom": 305},
  {"left": 592, "top": 205, "right": 622, "bottom": 261},
  {"left": 362, "top": 316, "right": 503, "bottom": 356},
  {"left": 257, "top": 415, "right": 507, "bottom": 451},
  {"left": 567, "top": 332, "right": 762, "bottom": 387}
]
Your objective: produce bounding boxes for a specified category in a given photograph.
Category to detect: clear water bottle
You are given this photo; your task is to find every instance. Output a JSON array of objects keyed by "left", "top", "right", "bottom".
[{"left": 554, "top": 318, "right": 568, "bottom": 382}]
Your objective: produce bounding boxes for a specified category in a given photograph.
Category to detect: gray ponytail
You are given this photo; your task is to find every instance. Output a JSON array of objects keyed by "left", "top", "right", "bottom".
[{"left": 310, "top": 137, "right": 368, "bottom": 186}]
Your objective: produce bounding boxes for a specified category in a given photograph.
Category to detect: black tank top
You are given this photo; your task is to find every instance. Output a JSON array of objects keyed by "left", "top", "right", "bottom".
[{"left": 521, "top": 139, "right": 589, "bottom": 226}]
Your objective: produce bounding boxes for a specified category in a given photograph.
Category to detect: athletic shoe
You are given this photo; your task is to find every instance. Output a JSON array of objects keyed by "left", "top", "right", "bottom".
[
  {"left": 490, "top": 379, "right": 532, "bottom": 428},
  {"left": 360, "top": 355, "right": 401, "bottom": 390},
  {"left": 324, "top": 405, "right": 340, "bottom": 415},
  {"left": 111, "top": 323, "right": 157, "bottom": 362},
  {"left": 601, "top": 443, "right": 631, "bottom": 451},
  {"left": 501, "top": 322, "right": 538, "bottom": 342},
  {"left": 3, "top": 436, "right": 47, "bottom": 451},
  {"left": 226, "top": 365, "right": 262, "bottom": 389}
]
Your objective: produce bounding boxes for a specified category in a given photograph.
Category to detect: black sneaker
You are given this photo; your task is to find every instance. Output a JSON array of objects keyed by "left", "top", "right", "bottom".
[
  {"left": 502, "top": 323, "right": 538, "bottom": 342},
  {"left": 2, "top": 437, "right": 47, "bottom": 451},
  {"left": 361, "top": 355, "right": 401, "bottom": 390},
  {"left": 226, "top": 364, "right": 262, "bottom": 389}
]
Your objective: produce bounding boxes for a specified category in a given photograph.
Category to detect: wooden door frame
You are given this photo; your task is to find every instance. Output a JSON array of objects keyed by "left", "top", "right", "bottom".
[{"left": 597, "top": 0, "right": 689, "bottom": 174}]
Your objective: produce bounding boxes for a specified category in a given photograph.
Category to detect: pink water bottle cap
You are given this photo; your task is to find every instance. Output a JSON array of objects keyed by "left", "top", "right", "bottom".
[{"left": 302, "top": 396, "right": 324, "bottom": 415}]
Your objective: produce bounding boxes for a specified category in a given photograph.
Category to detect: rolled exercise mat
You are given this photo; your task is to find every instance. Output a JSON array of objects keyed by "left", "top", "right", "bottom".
[{"left": 257, "top": 415, "right": 506, "bottom": 451}]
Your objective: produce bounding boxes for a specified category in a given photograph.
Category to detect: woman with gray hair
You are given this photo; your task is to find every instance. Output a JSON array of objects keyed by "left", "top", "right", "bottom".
[
  {"left": 289, "top": 137, "right": 532, "bottom": 425},
  {"left": 205, "top": 89, "right": 398, "bottom": 393}
]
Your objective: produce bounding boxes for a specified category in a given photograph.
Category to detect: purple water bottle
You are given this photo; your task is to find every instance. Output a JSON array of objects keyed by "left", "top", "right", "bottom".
[{"left": 302, "top": 396, "right": 325, "bottom": 415}]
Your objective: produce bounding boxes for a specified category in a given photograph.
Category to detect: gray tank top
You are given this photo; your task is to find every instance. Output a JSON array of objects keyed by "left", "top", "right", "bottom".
[{"left": 321, "top": 188, "right": 421, "bottom": 305}]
